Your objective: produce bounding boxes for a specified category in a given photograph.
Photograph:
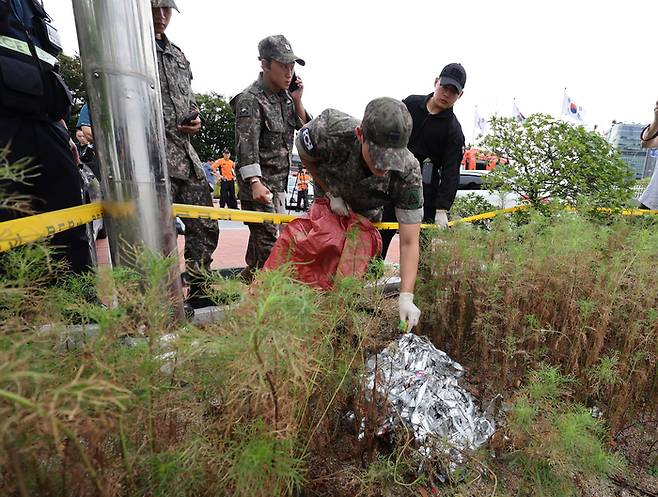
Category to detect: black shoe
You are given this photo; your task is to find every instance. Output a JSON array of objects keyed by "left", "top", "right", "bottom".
[{"left": 185, "top": 295, "right": 217, "bottom": 309}]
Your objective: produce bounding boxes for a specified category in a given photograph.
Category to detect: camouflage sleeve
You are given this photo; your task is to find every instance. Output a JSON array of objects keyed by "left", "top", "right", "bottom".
[
  {"left": 294, "top": 110, "right": 312, "bottom": 131},
  {"left": 233, "top": 93, "right": 262, "bottom": 179},
  {"left": 390, "top": 160, "right": 424, "bottom": 224}
]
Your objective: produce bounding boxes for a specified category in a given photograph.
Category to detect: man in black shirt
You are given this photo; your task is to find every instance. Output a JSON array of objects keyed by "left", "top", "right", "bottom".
[{"left": 380, "top": 63, "right": 466, "bottom": 258}]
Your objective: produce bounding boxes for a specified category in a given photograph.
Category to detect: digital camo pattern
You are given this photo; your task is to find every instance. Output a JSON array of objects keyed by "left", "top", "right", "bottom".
[
  {"left": 230, "top": 74, "right": 301, "bottom": 200},
  {"left": 296, "top": 109, "right": 423, "bottom": 223},
  {"left": 151, "top": 0, "right": 179, "bottom": 10},
  {"left": 156, "top": 35, "right": 204, "bottom": 181},
  {"left": 170, "top": 174, "right": 219, "bottom": 273},
  {"left": 257, "top": 35, "right": 305, "bottom": 65},
  {"left": 239, "top": 199, "right": 277, "bottom": 270}
]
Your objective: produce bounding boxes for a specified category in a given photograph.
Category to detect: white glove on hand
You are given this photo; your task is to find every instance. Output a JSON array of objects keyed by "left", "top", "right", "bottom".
[
  {"left": 327, "top": 194, "right": 350, "bottom": 217},
  {"left": 398, "top": 292, "right": 421, "bottom": 332},
  {"left": 435, "top": 209, "right": 449, "bottom": 229}
]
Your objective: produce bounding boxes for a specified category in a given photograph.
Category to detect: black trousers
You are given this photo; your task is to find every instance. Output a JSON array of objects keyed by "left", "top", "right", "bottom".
[
  {"left": 297, "top": 189, "right": 308, "bottom": 210},
  {"left": 220, "top": 179, "right": 237, "bottom": 209},
  {"left": 0, "top": 115, "right": 93, "bottom": 275}
]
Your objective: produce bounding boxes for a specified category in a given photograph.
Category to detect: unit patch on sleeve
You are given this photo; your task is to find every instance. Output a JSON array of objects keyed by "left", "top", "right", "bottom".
[
  {"left": 238, "top": 106, "right": 252, "bottom": 118},
  {"left": 301, "top": 128, "right": 314, "bottom": 152}
]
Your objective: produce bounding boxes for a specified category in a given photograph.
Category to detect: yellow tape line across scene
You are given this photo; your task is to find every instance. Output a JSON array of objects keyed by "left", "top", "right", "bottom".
[
  {"left": 0, "top": 201, "right": 657, "bottom": 253},
  {"left": 0, "top": 203, "right": 103, "bottom": 252},
  {"left": 172, "top": 204, "right": 297, "bottom": 225}
]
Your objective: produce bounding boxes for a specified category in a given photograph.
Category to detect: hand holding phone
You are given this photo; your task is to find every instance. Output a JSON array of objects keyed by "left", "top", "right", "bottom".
[
  {"left": 289, "top": 73, "right": 300, "bottom": 93},
  {"left": 180, "top": 110, "right": 200, "bottom": 126}
]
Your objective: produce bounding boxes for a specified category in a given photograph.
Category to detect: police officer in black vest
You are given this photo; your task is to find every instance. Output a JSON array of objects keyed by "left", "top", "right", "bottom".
[{"left": 0, "top": 0, "right": 93, "bottom": 275}]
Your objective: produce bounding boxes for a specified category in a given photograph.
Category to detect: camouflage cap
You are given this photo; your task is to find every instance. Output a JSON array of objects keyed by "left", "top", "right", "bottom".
[
  {"left": 151, "top": 0, "right": 179, "bottom": 12},
  {"left": 258, "top": 35, "right": 305, "bottom": 66},
  {"left": 361, "top": 97, "right": 413, "bottom": 173}
]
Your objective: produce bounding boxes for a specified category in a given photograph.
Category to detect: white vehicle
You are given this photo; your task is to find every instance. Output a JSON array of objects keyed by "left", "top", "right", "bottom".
[{"left": 455, "top": 169, "right": 520, "bottom": 208}]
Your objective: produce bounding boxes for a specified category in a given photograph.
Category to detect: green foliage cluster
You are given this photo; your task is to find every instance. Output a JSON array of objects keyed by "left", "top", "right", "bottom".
[
  {"left": 450, "top": 193, "right": 497, "bottom": 229},
  {"left": 0, "top": 242, "right": 396, "bottom": 496},
  {"left": 191, "top": 92, "right": 235, "bottom": 162},
  {"left": 0, "top": 145, "right": 36, "bottom": 215},
  {"left": 506, "top": 367, "right": 626, "bottom": 496},
  {"left": 58, "top": 53, "right": 87, "bottom": 133},
  {"left": 416, "top": 210, "right": 658, "bottom": 436},
  {"left": 482, "top": 114, "right": 635, "bottom": 210}
]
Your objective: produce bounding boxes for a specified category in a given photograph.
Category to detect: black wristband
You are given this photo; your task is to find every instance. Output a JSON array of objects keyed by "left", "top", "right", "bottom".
[{"left": 640, "top": 124, "right": 658, "bottom": 142}]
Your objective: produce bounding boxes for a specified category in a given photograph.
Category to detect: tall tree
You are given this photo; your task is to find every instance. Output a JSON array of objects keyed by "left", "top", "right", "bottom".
[
  {"left": 58, "top": 53, "right": 87, "bottom": 132},
  {"left": 482, "top": 114, "right": 635, "bottom": 209},
  {"left": 191, "top": 92, "right": 235, "bottom": 162}
]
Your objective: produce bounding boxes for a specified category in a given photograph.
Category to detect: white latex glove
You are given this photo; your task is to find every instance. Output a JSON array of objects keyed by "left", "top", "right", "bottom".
[
  {"left": 398, "top": 292, "right": 421, "bottom": 332},
  {"left": 327, "top": 193, "right": 350, "bottom": 217},
  {"left": 435, "top": 209, "right": 449, "bottom": 229}
]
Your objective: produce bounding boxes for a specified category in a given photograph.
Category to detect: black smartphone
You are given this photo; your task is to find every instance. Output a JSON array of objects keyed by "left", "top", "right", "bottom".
[
  {"left": 180, "top": 110, "right": 199, "bottom": 126},
  {"left": 288, "top": 72, "right": 299, "bottom": 93}
]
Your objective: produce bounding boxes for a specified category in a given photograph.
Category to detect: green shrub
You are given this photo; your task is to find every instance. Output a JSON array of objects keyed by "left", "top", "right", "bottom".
[{"left": 507, "top": 368, "right": 626, "bottom": 497}]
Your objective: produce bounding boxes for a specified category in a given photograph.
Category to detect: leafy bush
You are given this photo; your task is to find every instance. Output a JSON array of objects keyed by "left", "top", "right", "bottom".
[
  {"left": 450, "top": 194, "right": 497, "bottom": 229},
  {"left": 507, "top": 367, "right": 626, "bottom": 496},
  {"left": 482, "top": 114, "right": 635, "bottom": 210}
]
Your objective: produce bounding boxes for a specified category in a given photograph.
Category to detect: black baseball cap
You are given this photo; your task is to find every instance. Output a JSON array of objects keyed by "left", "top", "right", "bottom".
[{"left": 439, "top": 63, "right": 466, "bottom": 93}]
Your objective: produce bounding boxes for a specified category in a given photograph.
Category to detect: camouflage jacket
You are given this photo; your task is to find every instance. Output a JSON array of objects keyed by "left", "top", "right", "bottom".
[
  {"left": 296, "top": 109, "right": 424, "bottom": 223},
  {"left": 156, "top": 35, "right": 203, "bottom": 180},
  {"left": 230, "top": 74, "right": 304, "bottom": 199}
]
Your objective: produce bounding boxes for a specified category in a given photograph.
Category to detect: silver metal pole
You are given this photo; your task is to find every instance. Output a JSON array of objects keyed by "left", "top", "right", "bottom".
[{"left": 71, "top": 0, "right": 184, "bottom": 317}]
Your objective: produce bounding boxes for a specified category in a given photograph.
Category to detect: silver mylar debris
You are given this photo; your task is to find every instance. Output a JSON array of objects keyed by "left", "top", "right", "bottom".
[{"left": 363, "top": 333, "right": 495, "bottom": 459}]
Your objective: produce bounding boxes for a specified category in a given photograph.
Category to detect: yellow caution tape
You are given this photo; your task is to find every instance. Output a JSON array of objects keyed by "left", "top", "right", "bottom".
[
  {"left": 449, "top": 205, "right": 529, "bottom": 225},
  {"left": 0, "top": 203, "right": 102, "bottom": 252},
  {"left": 171, "top": 204, "right": 426, "bottom": 230},
  {"left": 172, "top": 204, "right": 297, "bottom": 224},
  {"left": 0, "top": 201, "right": 657, "bottom": 253}
]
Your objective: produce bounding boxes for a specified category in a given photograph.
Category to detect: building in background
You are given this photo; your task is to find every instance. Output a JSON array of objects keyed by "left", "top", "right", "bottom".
[{"left": 606, "top": 123, "right": 656, "bottom": 179}]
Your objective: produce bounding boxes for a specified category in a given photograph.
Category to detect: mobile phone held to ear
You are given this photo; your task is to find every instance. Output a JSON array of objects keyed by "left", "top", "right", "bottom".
[
  {"left": 180, "top": 110, "right": 199, "bottom": 126},
  {"left": 288, "top": 73, "right": 299, "bottom": 93}
]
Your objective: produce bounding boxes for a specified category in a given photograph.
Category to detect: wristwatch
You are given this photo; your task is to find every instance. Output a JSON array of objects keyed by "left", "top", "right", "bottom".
[{"left": 249, "top": 177, "right": 261, "bottom": 184}]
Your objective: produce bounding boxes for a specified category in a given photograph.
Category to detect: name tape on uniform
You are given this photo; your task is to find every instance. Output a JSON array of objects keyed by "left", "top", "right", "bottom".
[{"left": 0, "top": 34, "right": 58, "bottom": 66}]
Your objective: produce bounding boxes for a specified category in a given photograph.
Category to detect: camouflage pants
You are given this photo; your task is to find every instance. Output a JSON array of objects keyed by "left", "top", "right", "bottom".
[
  {"left": 170, "top": 174, "right": 219, "bottom": 276},
  {"left": 241, "top": 199, "right": 277, "bottom": 271}
]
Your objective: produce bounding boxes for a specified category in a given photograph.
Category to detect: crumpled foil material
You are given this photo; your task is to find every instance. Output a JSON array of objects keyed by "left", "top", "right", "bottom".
[{"left": 363, "top": 333, "right": 495, "bottom": 457}]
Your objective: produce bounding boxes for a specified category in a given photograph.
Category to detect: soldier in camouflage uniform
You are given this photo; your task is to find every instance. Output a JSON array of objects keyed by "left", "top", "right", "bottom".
[
  {"left": 296, "top": 97, "right": 424, "bottom": 331},
  {"left": 151, "top": 0, "right": 219, "bottom": 308},
  {"left": 230, "top": 34, "right": 311, "bottom": 282}
]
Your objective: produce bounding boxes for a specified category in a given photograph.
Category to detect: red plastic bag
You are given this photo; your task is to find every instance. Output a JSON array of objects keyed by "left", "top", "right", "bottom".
[{"left": 264, "top": 197, "right": 382, "bottom": 289}]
